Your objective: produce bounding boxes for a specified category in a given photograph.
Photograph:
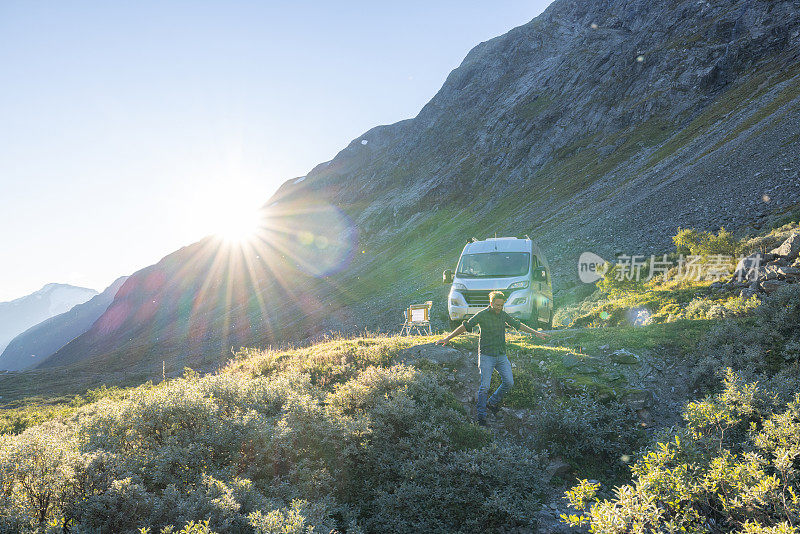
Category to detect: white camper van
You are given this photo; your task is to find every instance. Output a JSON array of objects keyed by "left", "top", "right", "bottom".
[{"left": 443, "top": 237, "right": 554, "bottom": 329}]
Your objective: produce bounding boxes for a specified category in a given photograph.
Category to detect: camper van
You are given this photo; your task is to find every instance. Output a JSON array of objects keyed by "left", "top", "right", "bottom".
[{"left": 443, "top": 237, "right": 553, "bottom": 329}]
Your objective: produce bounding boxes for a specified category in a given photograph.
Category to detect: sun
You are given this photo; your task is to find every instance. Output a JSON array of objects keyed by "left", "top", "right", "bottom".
[{"left": 214, "top": 204, "right": 263, "bottom": 243}]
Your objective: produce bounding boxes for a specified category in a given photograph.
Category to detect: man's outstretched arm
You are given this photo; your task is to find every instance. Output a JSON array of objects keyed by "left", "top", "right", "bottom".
[{"left": 436, "top": 324, "right": 466, "bottom": 345}]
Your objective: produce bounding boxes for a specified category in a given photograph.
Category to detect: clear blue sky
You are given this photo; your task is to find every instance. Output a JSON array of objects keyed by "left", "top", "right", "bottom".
[{"left": 0, "top": 0, "right": 553, "bottom": 302}]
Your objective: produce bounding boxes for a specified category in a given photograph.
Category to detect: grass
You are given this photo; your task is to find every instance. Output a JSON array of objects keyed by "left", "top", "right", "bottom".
[
  {"left": 705, "top": 67, "right": 800, "bottom": 154},
  {"left": 0, "top": 384, "right": 138, "bottom": 434},
  {"left": 0, "top": 320, "right": 705, "bottom": 436},
  {"left": 513, "top": 94, "right": 554, "bottom": 121}
]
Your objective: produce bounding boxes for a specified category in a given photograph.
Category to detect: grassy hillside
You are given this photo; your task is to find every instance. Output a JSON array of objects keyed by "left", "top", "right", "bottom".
[
  {"left": 0, "top": 323, "right": 740, "bottom": 532},
  {"left": 2, "top": 221, "right": 799, "bottom": 532}
]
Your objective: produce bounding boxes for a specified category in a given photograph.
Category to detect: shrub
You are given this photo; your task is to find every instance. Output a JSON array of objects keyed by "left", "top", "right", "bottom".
[
  {"left": 673, "top": 226, "right": 740, "bottom": 257},
  {"left": 596, "top": 263, "right": 646, "bottom": 297},
  {"left": 683, "top": 293, "right": 761, "bottom": 320},
  {"left": 526, "top": 394, "right": 645, "bottom": 477},
  {"left": 563, "top": 370, "right": 800, "bottom": 533},
  {"left": 0, "top": 421, "right": 80, "bottom": 528},
  {"left": 692, "top": 284, "right": 800, "bottom": 390},
  {"left": 0, "top": 348, "right": 550, "bottom": 533}
]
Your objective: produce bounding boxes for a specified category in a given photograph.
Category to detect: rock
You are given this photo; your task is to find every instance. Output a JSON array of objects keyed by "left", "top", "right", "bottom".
[
  {"left": 734, "top": 253, "right": 766, "bottom": 281},
  {"left": 769, "top": 233, "right": 800, "bottom": 261},
  {"left": 545, "top": 456, "right": 572, "bottom": 478},
  {"left": 762, "top": 265, "right": 782, "bottom": 280},
  {"left": 777, "top": 266, "right": 800, "bottom": 279},
  {"left": 396, "top": 343, "right": 461, "bottom": 365},
  {"left": 545, "top": 456, "right": 572, "bottom": 480},
  {"left": 609, "top": 349, "right": 640, "bottom": 364},
  {"left": 603, "top": 370, "right": 625, "bottom": 382},
  {"left": 625, "top": 389, "right": 652, "bottom": 410},
  {"left": 561, "top": 354, "right": 597, "bottom": 370},
  {"left": 739, "top": 288, "right": 758, "bottom": 299},
  {"left": 761, "top": 279, "right": 789, "bottom": 294},
  {"left": 636, "top": 409, "right": 653, "bottom": 426}
]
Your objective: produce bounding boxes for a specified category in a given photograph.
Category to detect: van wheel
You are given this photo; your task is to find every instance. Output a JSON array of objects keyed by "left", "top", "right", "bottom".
[
  {"left": 527, "top": 306, "right": 539, "bottom": 328},
  {"left": 539, "top": 309, "right": 553, "bottom": 330}
]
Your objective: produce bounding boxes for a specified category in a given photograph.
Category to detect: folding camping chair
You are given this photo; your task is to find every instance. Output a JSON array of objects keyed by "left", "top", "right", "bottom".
[{"left": 400, "top": 301, "right": 433, "bottom": 336}]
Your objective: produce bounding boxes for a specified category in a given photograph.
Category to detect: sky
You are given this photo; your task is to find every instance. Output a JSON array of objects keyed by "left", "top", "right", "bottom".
[{"left": 0, "top": 0, "right": 554, "bottom": 302}]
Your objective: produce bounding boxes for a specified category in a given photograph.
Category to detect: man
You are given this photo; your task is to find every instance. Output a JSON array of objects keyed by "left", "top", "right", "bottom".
[{"left": 436, "top": 291, "right": 549, "bottom": 427}]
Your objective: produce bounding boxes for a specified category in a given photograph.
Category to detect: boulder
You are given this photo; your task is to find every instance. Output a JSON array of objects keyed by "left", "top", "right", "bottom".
[
  {"left": 762, "top": 265, "right": 782, "bottom": 280},
  {"left": 777, "top": 266, "right": 800, "bottom": 279},
  {"left": 625, "top": 389, "right": 652, "bottom": 410},
  {"left": 761, "top": 279, "right": 789, "bottom": 294},
  {"left": 546, "top": 457, "right": 572, "bottom": 479},
  {"left": 770, "top": 233, "right": 800, "bottom": 261},
  {"left": 396, "top": 343, "right": 461, "bottom": 365},
  {"left": 734, "top": 253, "right": 766, "bottom": 281},
  {"left": 561, "top": 354, "right": 601, "bottom": 374},
  {"left": 609, "top": 349, "right": 640, "bottom": 364},
  {"left": 739, "top": 288, "right": 758, "bottom": 298}
]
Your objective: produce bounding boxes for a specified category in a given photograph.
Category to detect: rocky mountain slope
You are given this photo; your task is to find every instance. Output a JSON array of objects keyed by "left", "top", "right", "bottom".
[
  {"left": 0, "top": 284, "right": 97, "bottom": 359},
  {"left": 40, "top": 0, "right": 800, "bottom": 378},
  {"left": 0, "top": 277, "right": 127, "bottom": 371}
]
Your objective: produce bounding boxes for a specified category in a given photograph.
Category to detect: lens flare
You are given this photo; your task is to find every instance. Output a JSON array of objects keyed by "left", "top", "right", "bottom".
[{"left": 216, "top": 207, "right": 262, "bottom": 243}]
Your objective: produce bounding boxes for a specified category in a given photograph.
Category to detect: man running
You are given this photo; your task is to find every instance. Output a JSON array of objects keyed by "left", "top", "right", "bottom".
[{"left": 436, "top": 291, "right": 549, "bottom": 426}]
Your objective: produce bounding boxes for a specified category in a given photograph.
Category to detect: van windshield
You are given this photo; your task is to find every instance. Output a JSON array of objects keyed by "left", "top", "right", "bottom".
[{"left": 456, "top": 252, "right": 530, "bottom": 278}]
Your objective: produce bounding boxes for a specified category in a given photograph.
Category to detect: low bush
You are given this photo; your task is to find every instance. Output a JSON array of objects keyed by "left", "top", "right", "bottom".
[
  {"left": 0, "top": 354, "right": 549, "bottom": 533},
  {"left": 692, "top": 284, "right": 800, "bottom": 390},
  {"left": 673, "top": 226, "right": 740, "bottom": 257},
  {"left": 526, "top": 393, "right": 645, "bottom": 478},
  {"left": 564, "top": 370, "right": 800, "bottom": 533}
]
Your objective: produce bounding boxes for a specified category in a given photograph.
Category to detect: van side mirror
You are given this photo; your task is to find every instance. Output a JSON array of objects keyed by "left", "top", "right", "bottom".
[
  {"left": 443, "top": 269, "right": 454, "bottom": 284},
  {"left": 533, "top": 266, "right": 547, "bottom": 281}
]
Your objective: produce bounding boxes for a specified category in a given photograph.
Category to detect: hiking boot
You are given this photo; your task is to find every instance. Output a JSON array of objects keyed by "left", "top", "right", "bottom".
[
  {"left": 477, "top": 417, "right": 489, "bottom": 428},
  {"left": 487, "top": 404, "right": 501, "bottom": 417}
]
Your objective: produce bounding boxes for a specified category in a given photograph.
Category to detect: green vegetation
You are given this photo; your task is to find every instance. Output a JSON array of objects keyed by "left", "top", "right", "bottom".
[
  {"left": 560, "top": 250, "right": 800, "bottom": 531},
  {"left": 513, "top": 94, "right": 554, "bottom": 121},
  {"left": 564, "top": 369, "right": 800, "bottom": 533},
  {"left": 692, "top": 283, "right": 800, "bottom": 389},
  {"left": 672, "top": 226, "right": 740, "bottom": 257},
  {"left": 2, "top": 220, "right": 798, "bottom": 532},
  {"left": 557, "top": 225, "right": 792, "bottom": 329},
  {"left": 0, "top": 385, "right": 133, "bottom": 435},
  {"left": 0, "top": 336, "right": 550, "bottom": 533}
]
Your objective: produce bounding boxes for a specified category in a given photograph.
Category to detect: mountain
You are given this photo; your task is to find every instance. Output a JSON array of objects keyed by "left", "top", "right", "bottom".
[
  {"left": 0, "top": 277, "right": 128, "bottom": 371},
  {"left": 0, "top": 284, "right": 97, "bottom": 359},
  {"left": 41, "top": 0, "right": 800, "bottom": 378}
]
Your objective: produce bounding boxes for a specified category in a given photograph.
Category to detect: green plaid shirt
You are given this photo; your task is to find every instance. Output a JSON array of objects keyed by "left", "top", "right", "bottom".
[{"left": 462, "top": 307, "right": 522, "bottom": 356}]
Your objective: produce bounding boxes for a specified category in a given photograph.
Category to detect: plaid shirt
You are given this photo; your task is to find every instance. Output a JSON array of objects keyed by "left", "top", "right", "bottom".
[{"left": 462, "top": 307, "right": 522, "bottom": 356}]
